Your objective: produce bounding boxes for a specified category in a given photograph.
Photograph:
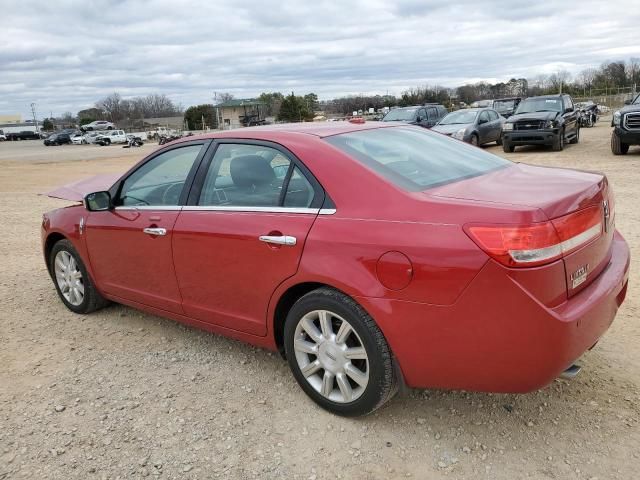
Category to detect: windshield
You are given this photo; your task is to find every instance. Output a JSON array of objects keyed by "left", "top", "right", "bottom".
[
  {"left": 516, "top": 98, "right": 562, "bottom": 114},
  {"left": 493, "top": 100, "right": 515, "bottom": 113},
  {"left": 325, "top": 127, "right": 510, "bottom": 191},
  {"left": 438, "top": 110, "right": 478, "bottom": 125},
  {"left": 383, "top": 108, "right": 417, "bottom": 122}
]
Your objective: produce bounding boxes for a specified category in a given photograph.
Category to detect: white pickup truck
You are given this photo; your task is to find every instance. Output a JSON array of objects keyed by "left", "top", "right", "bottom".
[{"left": 95, "top": 130, "right": 127, "bottom": 146}]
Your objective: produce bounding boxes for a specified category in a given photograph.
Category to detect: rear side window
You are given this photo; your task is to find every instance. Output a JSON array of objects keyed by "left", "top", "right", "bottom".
[{"left": 326, "top": 127, "right": 510, "bottom": 191}]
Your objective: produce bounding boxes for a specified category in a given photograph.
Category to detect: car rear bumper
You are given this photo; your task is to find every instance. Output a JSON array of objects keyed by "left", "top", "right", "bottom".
[
  {"left": 503, "top": 130, "right": 558, "bottom": 145},
  {"left": 357, "top": 231, "right": 630, "bottom": 392},
  {"left": 614, "top": 126, "right": 640, "bottom": 144}
]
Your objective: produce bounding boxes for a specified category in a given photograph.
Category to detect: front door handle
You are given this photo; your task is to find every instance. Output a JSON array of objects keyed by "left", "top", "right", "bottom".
[
  {"left": 143, "top": 227, "right": 167, "bottom": 236},
  {"left": 259, "top": 235, "right": 297, "bottom": 246}
]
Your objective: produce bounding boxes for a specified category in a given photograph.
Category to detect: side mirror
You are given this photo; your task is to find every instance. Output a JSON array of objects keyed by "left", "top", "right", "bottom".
[
  {"left": 415, "top": 116, "right": 423, "bottom": 123},
  {"left": 478, "top": 118, "right": 488, "bottom": 125},
  {"left": 624, "top": 100, "right": 631, "bottom": 105},
  {"left": 83, "top": 191, "right": 112, "bottom": 211},
  {"left": 565, "top": 107, "right": 574, "bottom": 113}
]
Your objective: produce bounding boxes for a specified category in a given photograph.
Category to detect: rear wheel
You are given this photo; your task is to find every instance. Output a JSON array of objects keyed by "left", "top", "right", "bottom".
[
  {"left": 49, "top": 239, "right": 109, "bottom": 314},
  {"left": 502, "top": 141, "right": 515, "bottom": 153},
  {"left": 552, "top": 130, "right": 565, "bottom": 151},
  {"left": 284, "top": 287, "right": 397, "bottom": 417},
  {"left": 611, "top": 132, "right": 629, "bottom": 155}
]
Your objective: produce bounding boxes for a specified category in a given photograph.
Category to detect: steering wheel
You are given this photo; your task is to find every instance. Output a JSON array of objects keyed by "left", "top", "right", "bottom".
[{"left": 161, "top": 183, "right": 183, "bottom": 205}]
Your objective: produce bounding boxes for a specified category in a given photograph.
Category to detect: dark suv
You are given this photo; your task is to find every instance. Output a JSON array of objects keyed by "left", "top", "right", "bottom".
[
  {"left": 382, "top": 104, "right": 448, "bottom": 128},
  {"left": 611, "top": 93, "right": 640, "bottom": 155},
  {"left": 501, "top": 94, "right": 579, "bottom": 152}
]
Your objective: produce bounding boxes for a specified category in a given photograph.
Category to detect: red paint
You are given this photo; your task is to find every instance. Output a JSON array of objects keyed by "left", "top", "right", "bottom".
[{"left": 41, "top": 123, "right": 631, "bottom": 392}]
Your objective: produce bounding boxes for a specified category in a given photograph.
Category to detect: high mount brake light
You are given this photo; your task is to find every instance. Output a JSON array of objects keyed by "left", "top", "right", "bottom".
[{"left": 465, "top": 206, "right": 603, "bottom": 267}]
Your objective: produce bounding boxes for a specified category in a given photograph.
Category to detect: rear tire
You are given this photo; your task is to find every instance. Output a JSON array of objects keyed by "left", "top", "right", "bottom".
[
  {"left": 284, "top": 287, "right": 398, "bottom": 417},
  {"left": 502, "top": 141, "right": 515, "bottom": 153},
  {"left": 611, "top": 132, "right": 629, "bottom": 155},
  {"left": 49, "top": 239, "right": 109, "bottom": 314}
]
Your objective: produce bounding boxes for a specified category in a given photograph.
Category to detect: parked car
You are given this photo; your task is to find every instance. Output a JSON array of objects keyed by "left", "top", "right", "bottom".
[
  {"left": 501, "top": 94, "right": 580, "bottom": 152},
  {"left": 42, "top": 123, "right": 629, "bottom": 416},
  {"left": 432, "top": 108, "right": 504, "bottom": 146},
  {"left": 611, "top": 93, "right": 640, "bottom": 155},
  {"left": 0, "top": 132, "right": 6, "bottom": 141},
  {"left": 71, "top": 132, "right": 87, "bottom": 145},
  {"left": 492, "top": 97, "right": 522, "bottom": 118},
  {"left": 6, "top": 130, "right": 41, "bottom": 141},
  {"left": 81, "top": 121, "right": 115, "bottom": 132},
  {"left": 382, "top": 104, "right": 447, "bottom": 128},
  {"left": 95, "top": 130, "right": 127, "bottom": 146},
  {"left": 43, "top": 133, "right": 72, "bottom": 146}
]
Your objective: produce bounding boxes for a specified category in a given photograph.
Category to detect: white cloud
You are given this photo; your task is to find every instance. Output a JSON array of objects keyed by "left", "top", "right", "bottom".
[{"left": 0, "top": 0, "right": 639, "bottom": 118}]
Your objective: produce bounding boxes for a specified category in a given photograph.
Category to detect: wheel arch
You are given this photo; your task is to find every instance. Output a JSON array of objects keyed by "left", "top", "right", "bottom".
[{"left": 44, "top": 231, "right": 67, "bottom": 274}]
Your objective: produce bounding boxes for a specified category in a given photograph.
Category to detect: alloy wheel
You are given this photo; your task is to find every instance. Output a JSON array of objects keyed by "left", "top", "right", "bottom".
[
  {"left": 54, "top": 250, "right": 84, "bottom": 306},
  {"left": 293, "top": 310, "right": 369, "bottom": 403}
]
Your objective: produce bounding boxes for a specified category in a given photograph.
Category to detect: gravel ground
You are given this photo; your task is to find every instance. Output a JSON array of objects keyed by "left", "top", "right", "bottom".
[{"left": 1, "top": 124, "right": 639, "bottom": 479}]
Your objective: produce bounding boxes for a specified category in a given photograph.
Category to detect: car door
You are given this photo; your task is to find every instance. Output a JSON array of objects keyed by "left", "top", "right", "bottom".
[
  {"left": 487, "top": 110, "right": 502, "bottom": 141},
  {"left": 85, "top": 142, "right": 208, "bottom": 313},
  {"left": 172, "top": 141, "right": 324, "bottom": 336},
  {"left": 476, "top": 111, "right": 492, "bottom": 144},
  {"left": 563, "top": 95, "right": 578, "bottom": 138},
  {"left": 416, "top": 108, "right": 428, "bottom": 127},
  {"left": 426, "top": 107, "right": 438, "bottom": 128}
]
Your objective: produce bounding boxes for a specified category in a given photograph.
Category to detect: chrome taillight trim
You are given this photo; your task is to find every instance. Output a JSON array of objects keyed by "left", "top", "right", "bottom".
[{"left": 508, "top": 223, "right": 602, "bottom": 264}]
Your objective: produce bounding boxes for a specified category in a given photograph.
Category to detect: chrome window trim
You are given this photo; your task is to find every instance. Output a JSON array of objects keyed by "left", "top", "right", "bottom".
[
  {"left": 115, "top": 206, "right": 183, "bottom": 211},
  {"left": 183, "top": 206, "right": 320, "bottom": 214},
  {"left": 113, "top": 206, "right": 337, "bottom": 215}
]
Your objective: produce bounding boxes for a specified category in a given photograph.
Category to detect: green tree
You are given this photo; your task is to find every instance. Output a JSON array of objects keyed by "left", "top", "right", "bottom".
[
  {"left": 258, "top": 92, "right": 284, "bottom": 116},
  {"left": 303, "top": 93, "right": 319, "bottom": 112},
  {"left": 42, "top": 118, "right": 54, "bottom": 131},
  {"left": 184, "top": 104, "right": 217, "bottom": 130},
  {"left": 277, "top": 92, "right": 312, "bottom": 122}
]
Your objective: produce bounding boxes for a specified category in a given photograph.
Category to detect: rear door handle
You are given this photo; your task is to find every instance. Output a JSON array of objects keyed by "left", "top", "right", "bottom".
[
  {"left": 143, "top": 227, "right": 167, "bottom": 236},
  {"left": 259, "top": 235, "right": 297, "bottom": 246}
]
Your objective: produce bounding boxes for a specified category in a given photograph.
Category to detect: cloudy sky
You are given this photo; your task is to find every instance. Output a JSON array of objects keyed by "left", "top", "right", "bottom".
[{"left": 1, "top": 0, "right": 639, "bottom": 119}]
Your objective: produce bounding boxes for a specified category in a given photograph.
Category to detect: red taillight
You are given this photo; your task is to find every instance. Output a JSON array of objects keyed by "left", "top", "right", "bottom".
[{"left": 465, "top": 206, "right": 602, "bottom": 267}]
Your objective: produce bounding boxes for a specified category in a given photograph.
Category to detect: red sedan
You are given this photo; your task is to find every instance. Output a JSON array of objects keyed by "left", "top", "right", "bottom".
[{"left": 42, "top": 122, "right": 630, "bottom": 416}]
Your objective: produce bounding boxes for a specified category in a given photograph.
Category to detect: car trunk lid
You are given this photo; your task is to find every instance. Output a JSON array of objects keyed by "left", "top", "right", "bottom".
[{"left": 429, "top": 163, "right": 614, "bottom": 297}]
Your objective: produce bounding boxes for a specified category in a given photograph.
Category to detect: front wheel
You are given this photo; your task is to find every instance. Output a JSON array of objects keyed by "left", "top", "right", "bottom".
[
  {"left": 49, "top": 239, "right": 109, "bottom": 314},
  {"left": 502, "top": 141, "right": 515, "bottom": 153},
  {"left": 284, "top": 288, "right": 397, "bottom": 417},
  {"left": 569, "top": 126, "right": 580, "bottom": 144},
  {"left": 611, "top": 132, "right": 629, "bottom": 155},
  {"left": 552, "top": 130, "right": 565, "bottom": 151},
  {"left": 469, "top": 134, "right": 479, "bottom": 146}
]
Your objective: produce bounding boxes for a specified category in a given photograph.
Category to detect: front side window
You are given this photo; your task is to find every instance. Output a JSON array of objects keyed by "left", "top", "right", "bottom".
[
  {"left": 199, "top": 144, "right": 315, "bottom": 208},
  {"left": 488, "top": 110, "right": 499, "bottom": 121},
  {"left": 479, "top": 111, "right": 490, "bottom": 123},
  {"left": 326, "top": 127, "right": 510, "bottom": 191},
  {"left": 119, "top": 145, "right": 202, "bottom": 206}
]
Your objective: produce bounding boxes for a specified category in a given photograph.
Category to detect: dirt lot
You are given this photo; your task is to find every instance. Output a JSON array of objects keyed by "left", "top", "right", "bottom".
[{"left": 1, "top": 126, "right": 639, "bottom": 480}]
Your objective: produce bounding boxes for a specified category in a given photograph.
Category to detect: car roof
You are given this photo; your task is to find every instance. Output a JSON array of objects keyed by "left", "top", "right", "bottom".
[{"left": 183, "top": 122, "right": 401, "bottom": 140}]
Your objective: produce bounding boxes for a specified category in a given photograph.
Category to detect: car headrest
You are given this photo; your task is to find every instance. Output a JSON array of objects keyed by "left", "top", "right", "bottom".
[{"left": 230, "top": 155, "right": 276, "bottom": 188}]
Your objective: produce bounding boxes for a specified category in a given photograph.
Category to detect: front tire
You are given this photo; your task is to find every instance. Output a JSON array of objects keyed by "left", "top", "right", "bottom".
[
  {"left": 284, "top": 287, "right": 397, "bottom": 417},
  {"left": 470, "top": 134, "right": 479, "bottom": 146},
  {"left": 49, "top": 239, "right": 109, "bottom": 314},
  {"left": 552, "top": 129, "right": 565, "bottom": 151},
  {"left": 611, "top": 132, "right": 629, "bottom": 155},
  {"left": 569, "top": 126, "right": 580, "bottom": 144},
  {"left": 502, "top": 140, "right": 515, "bottom": 153}
]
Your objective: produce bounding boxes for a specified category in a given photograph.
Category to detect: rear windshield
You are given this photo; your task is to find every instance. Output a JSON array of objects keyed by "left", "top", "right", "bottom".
[
  {"left": 382, "top": 108, "right": 417, "bottom": 122},
  {"left": 325, "top": 127, "right": 510, "bottom": 191}
]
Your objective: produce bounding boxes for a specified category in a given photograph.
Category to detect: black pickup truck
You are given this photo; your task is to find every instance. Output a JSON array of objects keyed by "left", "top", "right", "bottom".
[
  {"left": 501, "top": 94, "right": 580, "bottom": 152},
  {"left": 611, "top": 93, "right": 640, "bottom": 155},
  {"left": 5, "top": 130, "right": 41, "bottom": 140}
]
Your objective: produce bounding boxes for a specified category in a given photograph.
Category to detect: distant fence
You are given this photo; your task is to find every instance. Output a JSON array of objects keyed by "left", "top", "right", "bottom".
[{"left": 573, "top": 86, "right": 637, "bottom": 110}]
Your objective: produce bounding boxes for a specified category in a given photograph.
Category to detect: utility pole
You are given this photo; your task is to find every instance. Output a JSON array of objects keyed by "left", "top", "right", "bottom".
[{"left": 30, "top": 103, "right": 39, "bottom": 133}]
